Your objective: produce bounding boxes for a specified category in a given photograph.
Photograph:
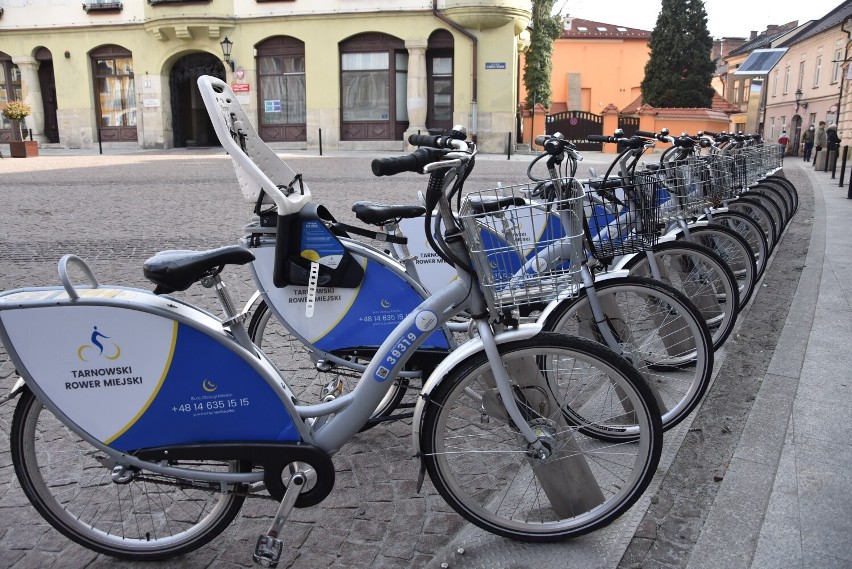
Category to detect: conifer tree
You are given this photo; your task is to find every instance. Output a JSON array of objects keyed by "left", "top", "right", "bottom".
[
  {"left": 640, "top": 0, "right": 716, "bottom": 108},
  {"left": 523, "top": 0, "right": 562, "bottom": 109}
]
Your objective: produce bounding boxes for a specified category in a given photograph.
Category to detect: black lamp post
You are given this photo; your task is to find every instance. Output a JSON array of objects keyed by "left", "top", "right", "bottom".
[
  {"left": 795, "top": 88, "right": 803, "bottom": 113},
  {"left": 220, "top": 36, "right": 235, "bottom": 72}
]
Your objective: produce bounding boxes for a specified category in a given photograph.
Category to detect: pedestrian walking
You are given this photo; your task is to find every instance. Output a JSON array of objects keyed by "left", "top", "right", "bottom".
[
  {"left": 778, "top": 131, "right": 790, "bottom": 155},
  {"left": 815, "top": 121, "right": 827, "bottom": 154},
  {"left": 802, "top": 124, "right": 815, "bottom": 161}
]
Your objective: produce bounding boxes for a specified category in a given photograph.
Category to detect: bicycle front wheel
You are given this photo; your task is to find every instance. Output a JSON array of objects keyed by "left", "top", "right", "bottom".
[
  {"left": 11, "top": 388, "right": 246, "bottom": 560},
  {"left": 687, "top": 223, "right": 758, "bottom": 308},
  {"left": 543, "top": 276, "right": 713, "bottom": 431},
  {"left": 420, "top": 334, "right": 662, "bottom": 541},
  {"left": 623, "top": 241, "right": 740, "bottom": 350}
]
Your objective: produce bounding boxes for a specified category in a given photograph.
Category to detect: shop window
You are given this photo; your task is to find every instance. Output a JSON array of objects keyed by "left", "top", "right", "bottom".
[
  {"left": 0, "top": 52, "right": 22, "bottom": 142},
  {"left": 83, "top": 1, "right": 123, "bottom": 12},
  {"left": 91, "top": 45, "right": 137, "bottom": 142},
  {"left": 340, "top": 33, "right": 407, "bottom": 141},
  {"left": 256, "top": 36, "right": 306, "bottom": 142}
]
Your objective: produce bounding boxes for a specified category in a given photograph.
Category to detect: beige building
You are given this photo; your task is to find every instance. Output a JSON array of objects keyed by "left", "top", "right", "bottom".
[
  {"left": 0, "top": 0, "right": 531, "bottom": 153},
  {"left": 721, "top": 2, "right": 852, "bottom": 152}
]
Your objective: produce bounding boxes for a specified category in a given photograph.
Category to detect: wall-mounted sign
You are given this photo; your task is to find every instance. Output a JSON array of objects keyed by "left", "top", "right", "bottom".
[
  {"left": 232, "top": 83, "right": 250, "bottom": 93},
  {"left": 236, "top": 68, "right": 246, "bottom": 80},
  {"left": 264, "top": 100, "right": 282, "bottom": 113},
  {"left": 143, "top": 99, "right": 160, "bottom": 108},
  {"left": 485, "top": 62, "right": 506, "bottom": 70}
]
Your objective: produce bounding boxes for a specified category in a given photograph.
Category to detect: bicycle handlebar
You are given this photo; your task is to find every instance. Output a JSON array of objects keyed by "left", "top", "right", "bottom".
[
  {"left": 371, "top": 147, "right": 446, "bottom": 177},
  {"left": 586, "top": 134, "right": 645, "bottom": 149}
]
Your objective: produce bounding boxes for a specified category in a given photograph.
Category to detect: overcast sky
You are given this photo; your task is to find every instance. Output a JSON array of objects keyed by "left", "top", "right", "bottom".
[{"left": 559, "top": 0, "right": 845, "bottom": 39}]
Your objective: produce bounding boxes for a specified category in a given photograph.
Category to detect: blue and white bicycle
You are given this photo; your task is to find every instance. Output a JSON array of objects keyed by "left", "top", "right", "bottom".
[{"left": 0, "top": 77, "right": 663, "bottom": 564}]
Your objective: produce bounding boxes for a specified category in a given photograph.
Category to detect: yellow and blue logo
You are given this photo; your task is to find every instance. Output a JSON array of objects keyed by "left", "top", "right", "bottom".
[
  {"left": 77, "top": 326, "right": 121, "bottom": 362},
  {"left": 202, "top": 379, "right": 218, "bottom": 392}
]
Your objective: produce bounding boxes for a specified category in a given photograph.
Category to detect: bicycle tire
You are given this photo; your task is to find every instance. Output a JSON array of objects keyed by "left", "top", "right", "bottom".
[
  {"left": 419, "top": 333, "right": 663, "bottom": 541},
  {"left": 705, "top": 211, "right": 770, "bottom": 278},
  {"left": 750, "top": 185, "right": 791, "bottom": 225},
  {"left": 247, "top": 299, "right": 408, "bottom": 428},
  {"left": 10, "top": 388, "right": 246, "bottom": 560},
  {"left": 763, "top": 174, "right": 799, "bottom": 213},
  {"left": 727, "top": 196, "right": 780, "bottom": 247},
  {"left": 622, "top": 240, "right": 740, "bottom": 350},
  {"left": 723, "top": 199, "right": 778, "bottom": 251},
  {"left": 738, "top": 193, "right": 785, "bottom": 237},
  {"left": 687, "top": 223, "right": 758, "bottom": 308},
  {"left": 758, "top": 176, "right": 798, "bottom": 216},
  {"left": 543, "top": 276, "right": 713, "bottom": 432}
]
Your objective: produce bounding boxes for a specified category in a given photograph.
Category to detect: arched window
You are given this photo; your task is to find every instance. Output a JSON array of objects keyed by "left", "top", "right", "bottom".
[
  {"left": 256, "top": 36, "right": 306, "bottom": 142},
  {"left": 90, "top": 45, "right": 136, "bottom": 142},
  {"left": 427, "top": 30, "right": 454, "bottom": 135},
  {"left": 0, "top": 51, "right": 22, "bottom": 142},
  {"left": 340, "top": 33, "right": 407, "bottom": 141}
]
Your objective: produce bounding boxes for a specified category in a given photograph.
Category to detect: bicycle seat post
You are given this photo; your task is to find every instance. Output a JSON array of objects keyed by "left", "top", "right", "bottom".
[{"left": 200, "top": 273, "right": 256, "bottom": 351}]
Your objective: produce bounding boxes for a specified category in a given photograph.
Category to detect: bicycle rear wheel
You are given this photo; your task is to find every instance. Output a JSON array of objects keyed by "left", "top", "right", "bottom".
[
  {"left": 543, "top": 276, "right": 713, "bottom": 432},
  {"left": 420, "top": 334, "right": 662, "bottom": 541},
  {"left": 11, "top": 388, "right": 246, "bottom": 560}
]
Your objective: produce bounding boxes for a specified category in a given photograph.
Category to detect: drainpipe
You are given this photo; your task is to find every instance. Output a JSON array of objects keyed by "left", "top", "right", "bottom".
[{"left": 432, "top": 0, "right": 478, "bottom": 136}]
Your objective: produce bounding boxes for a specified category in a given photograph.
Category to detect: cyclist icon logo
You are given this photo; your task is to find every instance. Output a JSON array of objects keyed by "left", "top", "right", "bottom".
[{"left": 77, "top": 326, "right": 121, "bottom": 362}]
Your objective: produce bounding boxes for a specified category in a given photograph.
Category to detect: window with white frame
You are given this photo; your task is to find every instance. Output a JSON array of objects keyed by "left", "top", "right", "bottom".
[
  {"left": 770, "top": 117, "right": 776, "bottom": 139},
  {"left": 772, "top": 70, "right": 778, "bottom": 96},
  {"left": 814, "top": 56, "right": 822, "bottom": 87},
  {"left": 831, "top": 49, "right": 843, "bottom": 83},
  {"left": 798, "top": 61, "right": 805, "bottom": 90},
  {"left": 783, "top": 65, "right": 790, "bottom": 94}
]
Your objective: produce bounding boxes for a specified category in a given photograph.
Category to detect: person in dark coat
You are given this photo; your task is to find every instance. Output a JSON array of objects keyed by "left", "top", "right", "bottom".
[
  {"left": 802, "top": 124, "right": 815, "bottom": 162},
  {"left": 827, "top": 123, "right": 841, "bottom": 152}
]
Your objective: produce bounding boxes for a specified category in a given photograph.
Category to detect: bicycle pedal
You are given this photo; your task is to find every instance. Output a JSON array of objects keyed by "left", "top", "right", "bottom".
[{"left": 252, "top": 534, "right": 284, "bottom": 568}]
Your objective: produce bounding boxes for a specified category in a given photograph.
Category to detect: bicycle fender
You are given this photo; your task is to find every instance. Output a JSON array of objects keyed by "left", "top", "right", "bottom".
[
  {"left": 0, "top": 376, "right": 25, "bottom": 406},
  {"left": 411, "top": 323, "right": 542, "bottom": 457},
  {"left": 242, "top": 289, "right": 263, "bottom": 316},
  {"left": 534, "top": 269, "right": 631, "bottom": 325}
]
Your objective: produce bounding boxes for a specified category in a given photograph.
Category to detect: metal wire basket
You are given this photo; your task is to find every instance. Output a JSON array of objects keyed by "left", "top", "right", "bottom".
[
  {"left": 699, "top": 153, "right": 741, "bottom": 204},
  {"left": 459, "top": 178, "right": 585, "bottom": 315},
  {"left": 740, "top": 145, "right": 764, "bottom": 187},
  {"left": 638, "top": 158, "right": 706, "bottom": 222},
  {"left": 584, "top": 173, "right": 661, "bottom": 260}
]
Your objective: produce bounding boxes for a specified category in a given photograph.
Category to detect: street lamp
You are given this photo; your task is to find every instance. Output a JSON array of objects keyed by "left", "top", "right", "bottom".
[
  {"left": 220, "top": 36, "right": 235, "bottom": 72},
  {"left": 795, "top": 88, "right": 804, "bottom": 113}
]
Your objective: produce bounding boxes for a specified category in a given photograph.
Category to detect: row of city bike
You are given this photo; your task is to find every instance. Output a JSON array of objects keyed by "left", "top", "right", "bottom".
[{"left": 0, "top": 75, "right": 797, "bottom": 567}]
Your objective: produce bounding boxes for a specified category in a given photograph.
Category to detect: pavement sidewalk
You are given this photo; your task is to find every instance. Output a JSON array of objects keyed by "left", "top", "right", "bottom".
[{"left": 685, "top": 159, "right": 852, "bottom": 569}]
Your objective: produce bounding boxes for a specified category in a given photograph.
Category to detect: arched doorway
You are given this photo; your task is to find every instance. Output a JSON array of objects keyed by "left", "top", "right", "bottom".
[
  {"left": 35, "top": 47, "right": 59, "bottom": 143},
  {"left": 791, "top": 114, "right": 803, "bottom": 157},
  {"left": 169, "top": 53, "right": 225, "bottom": 147}
]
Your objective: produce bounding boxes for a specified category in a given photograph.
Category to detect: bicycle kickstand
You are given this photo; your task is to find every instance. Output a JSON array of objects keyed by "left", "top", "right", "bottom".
[{"left": 252, "top": 468, "right": 310, "bottom": 568}]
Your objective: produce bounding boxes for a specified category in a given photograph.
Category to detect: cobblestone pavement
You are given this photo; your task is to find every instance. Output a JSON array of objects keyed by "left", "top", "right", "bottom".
[
  {"left": 0, "top": 150, "right": 817, "bottom": 569},
  {"left": 0, "top": 150, "right": 620, "bottom": 569}
]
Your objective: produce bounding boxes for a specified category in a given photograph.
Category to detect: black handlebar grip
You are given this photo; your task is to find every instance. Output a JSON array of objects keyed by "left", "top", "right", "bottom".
[
  {"left": 586, "top": 134, "right": 614, "bottom": 143},
  {"left": 534, "top": 134, "right": 549, "bottom": 146},
  {"left": 407, "top": 134, "right": 442, "bottom": 148},
  {"left": 634, "top": 130, "right": 659, "bottom": 138},
  {"left": 703, "top": 130, "right": 719, "bottom": 137},
  {"left": 371, "top": 147, "right": 440, "bottom": 177}
]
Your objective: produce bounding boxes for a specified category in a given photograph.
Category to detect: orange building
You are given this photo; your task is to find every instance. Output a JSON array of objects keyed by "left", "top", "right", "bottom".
[{"left": 520, "top": 18, "right": 651, "bottom": 115}]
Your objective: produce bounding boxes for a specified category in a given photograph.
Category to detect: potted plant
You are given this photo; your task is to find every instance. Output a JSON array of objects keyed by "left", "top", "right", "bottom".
[{"left": 2, "top": 100, "right": 38, "bottom": 157}]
